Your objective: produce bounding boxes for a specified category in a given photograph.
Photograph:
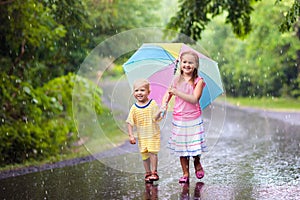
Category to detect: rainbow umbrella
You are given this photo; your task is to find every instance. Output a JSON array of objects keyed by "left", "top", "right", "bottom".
[{"left": 122, "top": 43, "right": 224, "bottom": 110}]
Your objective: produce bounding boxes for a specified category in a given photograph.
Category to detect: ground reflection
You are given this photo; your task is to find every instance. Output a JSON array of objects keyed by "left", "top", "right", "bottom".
[
  {"left": 144, "top": 183, "right": 158, "bottom": 200},
  {"left": 180, "top": 182, "right": 204, "bottom": 200}
]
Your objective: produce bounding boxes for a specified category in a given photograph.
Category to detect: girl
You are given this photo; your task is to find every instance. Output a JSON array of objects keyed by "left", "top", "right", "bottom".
[
  {"left": 163, "top": 51, "right": 206, "bottom": 183},
  {"left": 126, "top": 79, "right": 163, "bottom": 183}
]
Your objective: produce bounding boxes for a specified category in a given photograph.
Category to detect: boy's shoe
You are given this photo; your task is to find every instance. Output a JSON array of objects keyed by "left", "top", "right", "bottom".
[
  {"left": 145, "top": 172, "right": 153, "bottom": 183},
  {"left": 149, "top": 171, "right": 159, "bottom": 181}
]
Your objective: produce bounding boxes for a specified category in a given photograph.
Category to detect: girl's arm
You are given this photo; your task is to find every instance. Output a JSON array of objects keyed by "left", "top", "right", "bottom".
[
  {"left": 169, "top": 79, "right": 204, "bottom": 104},
  {"left": 162, "top": 90, "right": 172, "bottom": 107}
]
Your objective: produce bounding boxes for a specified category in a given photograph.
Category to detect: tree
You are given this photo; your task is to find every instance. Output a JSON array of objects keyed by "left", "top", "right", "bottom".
[
  {"left": 0, "top": 0, "right": 67, "bottom": 78},
  {"left": 277, "top": 0, "right": 300, "bottom": 33},
  {"left": 0, "top": 0, "right": 165, "bottom": 86},
  {"left": 166, "top": 0, "right": 300, "bottom": 41},
  {"left": 87, "top": 0, "right": 162, "bottom": 44},
  {"left": 0, "top": 0, "right": 90, "bottom": 85},
  {"left": 201, "top": 1, "right": 300, "bottom": 98}
]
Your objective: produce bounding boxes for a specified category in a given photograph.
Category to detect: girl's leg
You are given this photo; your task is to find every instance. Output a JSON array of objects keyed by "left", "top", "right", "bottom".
[
  {"left": 179, "top": 156, "right": 190, "bottom": 183},
  {"left": 180, "top": 156, "right": 190, "bottom": 177},
  {"left": 193, "top": 155, "right": 204, "bottom": 179}
]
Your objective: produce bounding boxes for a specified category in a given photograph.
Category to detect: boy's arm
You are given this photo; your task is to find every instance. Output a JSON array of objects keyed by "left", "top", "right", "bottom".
[
  {"left": 154, "top": 107, "right": 164, "bottom": 121},
  {"left": 127, "top": 123, "right": 136, "bottom": 144}
]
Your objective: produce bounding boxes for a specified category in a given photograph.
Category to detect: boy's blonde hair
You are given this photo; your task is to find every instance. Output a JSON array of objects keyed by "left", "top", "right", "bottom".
[{"left": 133, "top": 79, "right": 150, "bottom": 91}]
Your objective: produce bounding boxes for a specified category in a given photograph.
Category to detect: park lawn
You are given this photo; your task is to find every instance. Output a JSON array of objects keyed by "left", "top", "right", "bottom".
[{"left": 223, "top": 96, "right": 300, "bottom": 111}]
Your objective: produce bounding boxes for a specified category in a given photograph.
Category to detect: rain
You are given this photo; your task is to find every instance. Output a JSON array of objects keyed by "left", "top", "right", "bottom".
[{"left": 1, "top": 0, "right": 300, "bottom": 199}]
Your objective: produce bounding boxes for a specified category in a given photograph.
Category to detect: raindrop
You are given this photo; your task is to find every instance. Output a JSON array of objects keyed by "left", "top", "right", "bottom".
[{"left": 32, "top": 98, "right": 38, "bottom": 104}]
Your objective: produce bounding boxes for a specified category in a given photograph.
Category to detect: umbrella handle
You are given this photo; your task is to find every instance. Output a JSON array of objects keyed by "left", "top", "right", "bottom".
[{"left": 160, "top": 94, "right": 173, "bottom": 118}]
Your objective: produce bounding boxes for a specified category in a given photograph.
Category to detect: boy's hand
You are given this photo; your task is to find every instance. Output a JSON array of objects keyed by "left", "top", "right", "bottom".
[
  {"left": 129, "top": 136, "right": 136, "bottom": 144},
  {"left": 160, "top": 105, "right": 168, "bottom": 118}
]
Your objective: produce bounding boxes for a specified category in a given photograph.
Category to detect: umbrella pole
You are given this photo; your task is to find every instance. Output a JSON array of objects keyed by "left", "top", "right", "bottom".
[
  {"left": 161, "top": 91, "right": 173, "bottom": 118},
  {"left": 161, "top": 59, "right": 179, "bottom": 118}
]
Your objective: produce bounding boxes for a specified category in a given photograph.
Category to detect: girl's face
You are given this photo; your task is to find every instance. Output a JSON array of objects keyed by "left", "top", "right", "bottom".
[
  {"left": 181, "top": 54, "right": 197, "bottom": 75},
  {"left": 133, "top": 85, "right": 150, "bottom": 103}
]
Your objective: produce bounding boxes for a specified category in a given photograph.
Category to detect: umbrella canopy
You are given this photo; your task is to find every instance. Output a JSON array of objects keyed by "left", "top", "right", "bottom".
[{"left": 122, "top": 43, "right": 223, "bottom": 110}]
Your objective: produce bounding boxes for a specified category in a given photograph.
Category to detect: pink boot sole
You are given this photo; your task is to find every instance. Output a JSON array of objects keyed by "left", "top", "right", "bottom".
[
  {"left": 195, "top": 170, "right": 204, "bottom": 179},
  {"left": 179, "top": 176, "right": 189, "bottom": 183}
]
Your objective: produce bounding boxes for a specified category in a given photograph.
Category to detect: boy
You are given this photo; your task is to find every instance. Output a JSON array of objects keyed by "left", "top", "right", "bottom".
[{"left": 126, "top": 79, "right": 163, "bottom": 183}]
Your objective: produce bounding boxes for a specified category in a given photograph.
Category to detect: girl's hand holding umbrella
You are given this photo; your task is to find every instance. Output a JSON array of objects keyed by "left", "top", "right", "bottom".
[{"left": 161, "top": 87, "right": 174, "bottom": 118}]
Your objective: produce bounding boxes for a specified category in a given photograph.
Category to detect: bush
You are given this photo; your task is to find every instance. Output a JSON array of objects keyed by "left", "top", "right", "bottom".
[{"left": 0, "top": 73, "right": 103, "bottom": 166}]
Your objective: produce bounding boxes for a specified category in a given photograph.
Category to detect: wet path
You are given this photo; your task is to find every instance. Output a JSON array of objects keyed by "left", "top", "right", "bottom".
[{"left": 1, "top": 79, "right": 300, "bottom": 199}]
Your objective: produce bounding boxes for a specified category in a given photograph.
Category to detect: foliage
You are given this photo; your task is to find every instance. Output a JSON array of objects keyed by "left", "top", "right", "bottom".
[
  {"left": 276, "top": 0, "right": 300, "bottom": 32},
  {"left": 0, "top": 73, "right": 103, "bottom": 166},
  {"left": 0, "top": 0, "right": 163, "bottom": 87},
  {"left": 166, "top": 0, "right": 260, "bottom": 41},
  {"left": 0, "top": 0, "right": 67, "bottom": 79},
  {"left": 87, "top": 0, "right": 162, "bottom": 44},
  {"left": 166, "top": 0, "right": 300, "bottom": 41},
  {"left": 202, "top": 1, "right": 300, "bottom": 98}
]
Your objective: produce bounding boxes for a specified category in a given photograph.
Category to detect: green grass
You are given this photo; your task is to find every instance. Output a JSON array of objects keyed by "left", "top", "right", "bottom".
[{"left": 223, "top": 96, "right": 300, "bottom": 111}]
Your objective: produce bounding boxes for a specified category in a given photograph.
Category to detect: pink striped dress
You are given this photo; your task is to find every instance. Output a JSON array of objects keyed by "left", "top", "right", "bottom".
[{"left": 168, "top": 77, "right": 207, "bottom": 157}]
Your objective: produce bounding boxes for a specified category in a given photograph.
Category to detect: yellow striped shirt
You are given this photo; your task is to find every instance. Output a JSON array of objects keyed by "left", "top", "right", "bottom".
[{"left": 126, "top": 100, "right": 161, "bottom": 153}]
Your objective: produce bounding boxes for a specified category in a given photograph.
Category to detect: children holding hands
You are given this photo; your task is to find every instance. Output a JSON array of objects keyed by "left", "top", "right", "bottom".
[{"left": 127, "top": 50, "right": 207, "bottom": 184}]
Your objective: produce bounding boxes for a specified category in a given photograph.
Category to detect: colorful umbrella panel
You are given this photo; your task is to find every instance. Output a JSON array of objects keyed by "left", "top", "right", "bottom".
[{"left": 123, "top": 43, "right": 224, "bottom": 110}]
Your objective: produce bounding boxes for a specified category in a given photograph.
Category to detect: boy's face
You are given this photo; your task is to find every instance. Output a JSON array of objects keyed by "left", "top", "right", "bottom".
[{"left": 133, "top": 85, "right": 150, "bottom": 103}]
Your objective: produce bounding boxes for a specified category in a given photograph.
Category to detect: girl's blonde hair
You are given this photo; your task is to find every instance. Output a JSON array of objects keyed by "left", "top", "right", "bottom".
[
  {"left": 133, "top": 79, "right": 150, "bottom": 91},
  {"left": 179, "top": 51, "right": 199, "bottom": 83}
]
